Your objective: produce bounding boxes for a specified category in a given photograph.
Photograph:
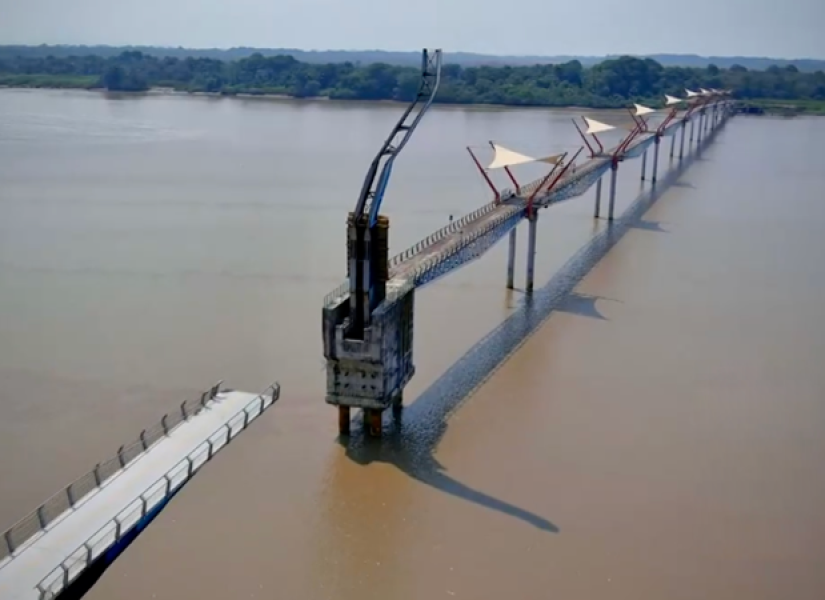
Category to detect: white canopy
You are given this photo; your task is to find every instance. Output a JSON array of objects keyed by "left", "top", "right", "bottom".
[
  {"left": 486, "top": 144, "right": 564, "bottom": 170},
  {"left": 700, "top": 88, "right": 712, "bottom": 96},
  {"left": 583, "top": 117, "right": 615, "bottom": 135},
  {"left": 685, "top": 88, "right": 699, "bottom": 97},
  {"left": 634, "top": 103, "right": 656, "bottom": 116},
  {"left": 665, "top": 94, "right": 683, "bottom": 105}
]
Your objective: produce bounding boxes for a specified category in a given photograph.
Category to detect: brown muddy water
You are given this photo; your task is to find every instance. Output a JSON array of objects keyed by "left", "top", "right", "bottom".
[{"left": 1, "top": 89, "right": 824, "bottom": 599}]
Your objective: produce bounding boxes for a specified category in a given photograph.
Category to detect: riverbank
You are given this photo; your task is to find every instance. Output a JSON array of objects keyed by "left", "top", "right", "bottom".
[
  {"left": 738, "top": 98, "right": 825, "bottom": 115},
  {"left": 0, "top": 79, "right": 614, "bottom": 112},
  {"left": 3, "top": 73, "right": 825, "bottom": 115}
]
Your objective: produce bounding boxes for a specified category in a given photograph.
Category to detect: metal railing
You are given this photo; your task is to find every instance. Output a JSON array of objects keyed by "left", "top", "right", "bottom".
[
  {"left": 323, "top": 199, "right": 501, "bottom": 308},
  {"left": 376, "top": 204, "right": 524, "bottom": 309},
  {"left": 34, "top": 382, "right": 280, "bottom": 599},
  {"left": 0, "top": 380, "right": 228, "bottom": 563},
  {"left": 388, "top": 199, "right": 500, "bottom": 270}
]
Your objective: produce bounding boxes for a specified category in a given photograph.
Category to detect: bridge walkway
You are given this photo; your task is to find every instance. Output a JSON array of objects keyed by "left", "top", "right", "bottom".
[
  {"left": 323, "top": 112, "right": 705, "bottom": 311},
  {"left": 379, "top": 118, "right": 690, "bottom": 293}
]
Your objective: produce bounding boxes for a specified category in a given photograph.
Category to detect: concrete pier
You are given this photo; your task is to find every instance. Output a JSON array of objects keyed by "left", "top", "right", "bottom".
[
  {"left": 525, "top": 213, "right": 539, "bottom": 293},
  {"left": 652, "top": 137, "right": 661, "bottom": 183},
  {"left": 607, "top": 161, "right": 619, "bottom": 221},
  {"left": 506, "top": 227, "right": 517, "bottom": 289}
]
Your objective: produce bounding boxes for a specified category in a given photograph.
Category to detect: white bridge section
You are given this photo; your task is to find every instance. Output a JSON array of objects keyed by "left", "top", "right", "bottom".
[{"left": 0, "top": 386, "right": 279, "bottom": 600}]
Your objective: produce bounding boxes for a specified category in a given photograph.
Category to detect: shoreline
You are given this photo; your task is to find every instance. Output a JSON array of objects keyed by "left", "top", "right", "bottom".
[
  {"left": 0, "top": 84, "right": 648, "bottom": 113},
  {"left": 2, "top": 84, "right": 824, "bottom": 116}
]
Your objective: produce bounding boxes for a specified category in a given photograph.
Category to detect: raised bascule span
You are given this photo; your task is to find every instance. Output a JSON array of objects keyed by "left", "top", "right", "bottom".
[
  {"left": 322, "top": 53, "right": 734, "bottom": 436},
  {"left": 0, "top": 383, "right": 281, "bottom": 599}
]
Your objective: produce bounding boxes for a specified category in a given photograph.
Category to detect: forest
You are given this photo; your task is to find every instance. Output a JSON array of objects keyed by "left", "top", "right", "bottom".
[{"left": 1, "top": 50, "right": 824, "bottom": 111}]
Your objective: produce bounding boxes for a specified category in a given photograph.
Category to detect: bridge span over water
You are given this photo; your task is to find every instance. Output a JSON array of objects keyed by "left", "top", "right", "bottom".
[
  {"left": 0, "top": 48, "right": 733, "bottom": 599},
  {"left": 322, "top": 49, "right": 734, "bottom": 436}
]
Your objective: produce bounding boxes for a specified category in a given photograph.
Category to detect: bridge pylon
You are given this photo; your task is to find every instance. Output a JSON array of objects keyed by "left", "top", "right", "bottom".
[{"left": 322, "top": 49, "right": 442, "bottom": 437}]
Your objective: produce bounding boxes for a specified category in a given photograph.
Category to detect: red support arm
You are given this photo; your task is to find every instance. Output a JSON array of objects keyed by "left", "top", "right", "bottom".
[
  {"left": 572, "top": 117, "right": 602, "bottom": 157},
  {"left": 527, "top": 158, "right": 562, "bottom": 213},
  {"left": 684, "top": 95, "right": 707, "bottom": 121},
  {"left": 627, "top": 106, "right": 649, "bottom": 133},
  {"left": 466, "top": 146, "right": 500, "bottom": 204},
  {"left": 615, "top": 119, "right": 644, "bottom": 156},
  {"left": 656, "top": 107, "right": 679, "bottom": 135},
  {"left": 488, "top": 140, "right": 520, "bottom": 194},
  {"left": 526, "top": 147, "right": 584, "bottom": 216}
]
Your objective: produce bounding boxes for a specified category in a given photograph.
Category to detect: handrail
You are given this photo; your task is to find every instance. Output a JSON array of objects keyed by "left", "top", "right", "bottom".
[
  {"left": 34, "top": 383, "right": 280, "bottom": 599},
  {"left": 387, "top": 200, "right": 500, "bottom": 269},
  {"left": 1, "top": 380, "right": 225, "bottom": 563}
]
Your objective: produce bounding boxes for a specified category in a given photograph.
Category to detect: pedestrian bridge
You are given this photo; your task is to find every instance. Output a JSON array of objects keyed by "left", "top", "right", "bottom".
[
  {"left": 322, "top": 65, "right": 733, "bottom": 436},
  {"left": 324, "top": 91, "right": 729, "bottom": 309}
]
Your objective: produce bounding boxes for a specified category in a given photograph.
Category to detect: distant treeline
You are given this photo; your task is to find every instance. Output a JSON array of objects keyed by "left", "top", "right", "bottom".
[
  {"left": 1, "top": 50, "right": 824, "bottom": 110},
  {"left": 2, "top": 44, "right": 825, "bottom": 72}
]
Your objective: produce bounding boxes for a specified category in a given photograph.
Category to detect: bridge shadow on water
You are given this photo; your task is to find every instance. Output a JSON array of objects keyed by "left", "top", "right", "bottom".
[{"left": 339, "top": 141, "right": 708, "bottom": 533}]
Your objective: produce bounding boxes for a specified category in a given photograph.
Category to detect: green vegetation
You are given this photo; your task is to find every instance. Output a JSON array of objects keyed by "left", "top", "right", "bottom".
[
  {"left": 3, "top": 45, "right": 825, "bottom": 72},
  {"left": 1, "top": 50, "right": 824, "bottom": 111},
  {"left": 743, "top": 98, "right": 825, "bottom": 115},
  {"left": 0, "top": 73, "right": 97, "bottom": 89}
]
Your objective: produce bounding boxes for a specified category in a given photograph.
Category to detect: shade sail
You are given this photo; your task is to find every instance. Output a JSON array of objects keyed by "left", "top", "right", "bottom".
[
  {"left": 583, "top": 117, "right": 615, "bottom": 135},
  {"left": 685, "top": 88, "right": 699, "bottom": 97},
  {"left": 634, "top": 103, "right": 656, "bottom": 116},
  {"left": 487, "top": 144, "right": 564, "bottom": 170},
  {"left": 700, "top": 88, "right": 712, "bottom": 95},
  {"left": 665, "top": 94, "right": 683, "bottom": 105}
]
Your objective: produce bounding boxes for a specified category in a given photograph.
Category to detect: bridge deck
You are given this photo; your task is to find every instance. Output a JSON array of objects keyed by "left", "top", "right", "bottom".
[
  {"left": 378, "top": 125, "right": 682, "bottom": 293},
  {"left": 389, "top": 201, "right": 524, "bottom": 282},
  {"left": 381, "top": 151, "right": 614, "bottom": 289},
  {"left": 0, "top": 389, "right": 275, "bottom": 600},
  {"left": 321, "top": 108, "right": 721, "bottom": 307}
]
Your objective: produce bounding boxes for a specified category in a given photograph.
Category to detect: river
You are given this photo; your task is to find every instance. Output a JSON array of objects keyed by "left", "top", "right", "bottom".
[{"left": 1, "top": 88, "right": 824, "bottom": 599}]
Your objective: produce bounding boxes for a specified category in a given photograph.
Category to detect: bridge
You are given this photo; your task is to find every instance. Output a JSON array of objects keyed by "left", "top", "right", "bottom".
[
  {"left": 0, "top": 48, "right": 733, "bottom": 599},
  {"left": 322, "top": 48, "right": 734, "bottom": 437}
]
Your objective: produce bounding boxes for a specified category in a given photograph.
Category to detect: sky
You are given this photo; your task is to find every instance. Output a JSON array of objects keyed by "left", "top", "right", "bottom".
[{"left": 1, "top": 0, "right": 824, "bottom": 59}]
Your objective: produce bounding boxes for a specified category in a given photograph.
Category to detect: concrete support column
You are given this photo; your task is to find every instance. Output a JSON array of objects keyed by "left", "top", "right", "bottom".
[
  {"left": 697, "top": 113, "right": 704, "bottom": 146},
  {"left": 525, "top": 213, "right": 538, "bottom": 294},
  {"left": 594, "top": 176, "right": 603, "bottom": 218},
  {"left": 651, "top": 136, "right": 661, "bottom": 183},
  {"left": 670, "top": 131, "right": 676, "bottom": 158},
  {"left": 607, "top": 161, "right": 619, "bottom": 221},
  {"left": 392, "top": 391, "right": 403, "bottom": 416},
  {"left": 689, "top": 118, "right": 695, "bottom": 148},
  {"left": 338, "top": 406, "right": 350, "bottom": 435},
  {"left": 640, "top": 149, "right": 648, "bottom": 181},
  {"left": 679, "top": 121, "right": 687, "bottom": 160},
  {"left": 506, "top": 226, "right": 517, "bottom": 289},
  {"left": 364, "top": 408, "right": 382, "bottom": 437}
]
